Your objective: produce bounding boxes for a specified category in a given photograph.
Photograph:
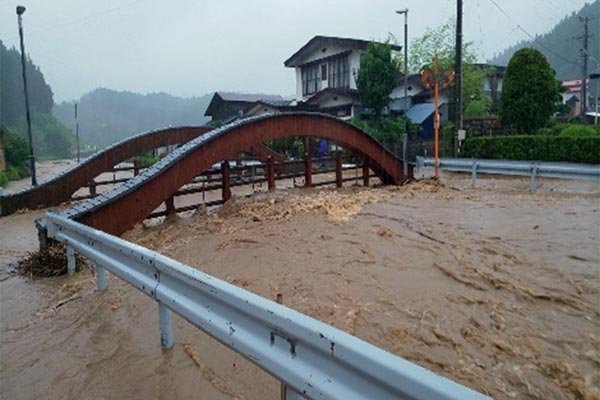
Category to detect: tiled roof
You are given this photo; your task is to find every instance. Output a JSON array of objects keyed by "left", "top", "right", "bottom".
[
  {"left": 217, "top": 92, "right": 286, "bottom": 102},
  {"left": 285, "top": 36, "right": 402, "bottom": 67}
]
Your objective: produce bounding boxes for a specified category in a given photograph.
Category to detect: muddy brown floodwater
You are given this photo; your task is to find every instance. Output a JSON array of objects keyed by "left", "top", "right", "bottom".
[{"left": 1, "top": 174, "right": 599, "bottom": 400}]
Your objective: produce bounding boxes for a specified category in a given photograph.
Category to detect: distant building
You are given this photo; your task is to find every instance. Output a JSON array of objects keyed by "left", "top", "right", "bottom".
[
  {"left": 561, "top": 79, "right": 588, "bottom": 116},
  {"left": 474, "top": 63, "right": 505, "bottom": 110},
  {"left": 204, "top": 92, "right": 290, "bottom": 123}
]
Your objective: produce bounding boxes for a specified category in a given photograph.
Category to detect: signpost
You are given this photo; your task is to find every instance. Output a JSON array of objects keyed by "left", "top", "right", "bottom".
[{"left": 420, "top": 55, "right": 454, "bottom": 178}]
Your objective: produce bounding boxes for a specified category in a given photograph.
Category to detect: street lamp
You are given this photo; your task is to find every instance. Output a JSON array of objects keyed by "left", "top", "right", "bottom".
[
  {"left": 16, "top": 5, "right": 37, "bottom": 186},
  {"left": 396, "top": 8, "right": 409, "bottom": 182}
]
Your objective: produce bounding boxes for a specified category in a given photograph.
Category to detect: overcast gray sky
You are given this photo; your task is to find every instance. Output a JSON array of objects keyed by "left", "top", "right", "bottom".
[{"left": 0, "top": 0, "right": 591, "bottom": 102}]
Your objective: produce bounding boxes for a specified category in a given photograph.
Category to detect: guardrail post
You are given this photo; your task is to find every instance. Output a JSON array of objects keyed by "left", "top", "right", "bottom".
[
  {"left": 267, "top": 156, "right": 276, "bottom": 191},
  {"left": 66, "top": 246, "right": 76, "bottom": 275},
  {"left": 304, "top": 153, "right": 312, "bottom": 188},
  {"left": 158, "top": 302, "right": 174, "bottom": 349},
  {"left": 362, "top": 160, "right": 370, "bottom": 187},
  {"left": 471, "top": 161, "right": 478, "bottom": 187},
  {"left": 335, "top": 151, "right": 343, "bottom": 188},
  {"left": 221, "top": 161, "right": 231, "bottom": 201},
  {"left": 94, "top": 262, "right": 108, "bottom": 291},
  {"left": 530, "top": 166, "right": 538, "bottom": 193},
  {"left": 283, "top": 387, "right": 305, "bottom": 400}
]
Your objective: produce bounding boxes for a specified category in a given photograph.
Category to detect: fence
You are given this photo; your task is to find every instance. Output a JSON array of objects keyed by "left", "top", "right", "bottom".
[
  {"left": 46, "top": 212, "right": 490, "bottom": 400},
  {"left": 416, "top": 157, "right": 600, "bottom": 191}
]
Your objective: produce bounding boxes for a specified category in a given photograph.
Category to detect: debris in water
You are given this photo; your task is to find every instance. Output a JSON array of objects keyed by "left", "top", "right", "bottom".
[{"left": 17, "top": 244, "right": 85, "bottom": 278}]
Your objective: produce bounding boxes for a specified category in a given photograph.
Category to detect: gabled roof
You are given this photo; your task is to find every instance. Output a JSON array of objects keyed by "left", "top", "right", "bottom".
[
  {"left": 205, "top": 92, "right": 287, "bottom": 117},
  {"left": 406, "top": 103, "right": 434, "bottom": 124},
  {"left": 216, "top": 92, "right": 286, "bottom": 102},
  {"left": 284, "top": 35, "right": 402, "bottom": 67},
  {"left": 305, "top": 88, "right": 360, "bottom": 105}
]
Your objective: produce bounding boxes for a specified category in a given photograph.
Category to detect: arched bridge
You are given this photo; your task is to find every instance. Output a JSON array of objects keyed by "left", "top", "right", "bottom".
[
  {"left": 0, "top": 126, "right": 285, "bottom": 216},
  {"left": 56, "top": 112, "right": 412, "bottom": 235}
]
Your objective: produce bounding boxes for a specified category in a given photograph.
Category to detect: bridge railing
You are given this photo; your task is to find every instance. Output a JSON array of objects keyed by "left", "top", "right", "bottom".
[
  {"left": 416, "top": 157, "right": 600, "bottom": 191},
  {"left": 46, "top": 212, "right": 490, "bottom": 400}
]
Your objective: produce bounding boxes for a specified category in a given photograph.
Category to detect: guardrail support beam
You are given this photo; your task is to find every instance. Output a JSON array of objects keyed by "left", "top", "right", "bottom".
[
  {"left": 66, "top": 246, "right": 76, "bottom": 275},
  {"left": 530, "top": 167, "right": 538, "bottom": 192},
  {"left": 159, "top": 302, "right": 174, "bottom": 349},
  {"left": 95, "top": 263, "right": 108, "bottom": 291},
  {"left": 283, "top": 386, "right": 305, "bottom": 400},
  {"left": 471, "top": 162, "right": 477, "bottom": 187},
  {"left": 363, "top": 161, "right": 370, "bottom": 187}
]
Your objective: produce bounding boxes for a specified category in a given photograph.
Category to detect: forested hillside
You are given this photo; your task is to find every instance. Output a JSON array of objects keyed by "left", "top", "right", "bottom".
[
  {"left": 489, "top": 0, "right": 599, "bottom": 80},
  {"left": 0, "top": 40, "right": 74, "bottom": 159},
  {"left": 53, "top": 89, "right": 212, "bottom": 148}
]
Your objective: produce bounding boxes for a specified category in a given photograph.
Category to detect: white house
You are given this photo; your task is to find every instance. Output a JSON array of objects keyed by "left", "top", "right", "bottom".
[{"left": 284, "top": 36, "right": 402, "bottom": 118}]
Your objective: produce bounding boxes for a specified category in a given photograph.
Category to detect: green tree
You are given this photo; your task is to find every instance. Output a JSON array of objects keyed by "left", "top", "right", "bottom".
[
  {"left": 356, "top": 42, "right": 399, "bottom": 117},
  {"left": 409, "top": 19, "right": 491, "bottom": 117},
  {"left": 499, "top": 48, "right": 558, "bottom": 132}
]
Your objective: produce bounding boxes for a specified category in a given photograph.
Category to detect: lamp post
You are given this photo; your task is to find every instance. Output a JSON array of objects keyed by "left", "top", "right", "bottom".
[
  {"left": 16, "top": 5, "right": 37, "bottom": 186},
  {"left": 396, "top": 8, "right": 408, "bottom": 182}
]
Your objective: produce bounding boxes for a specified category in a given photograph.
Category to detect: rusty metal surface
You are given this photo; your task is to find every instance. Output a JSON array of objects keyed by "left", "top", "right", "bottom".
[
  {"left": 0, "top": 126, "right": 211, "bottom": 216},
  {"left": 58, "top": 113, "right": 411, "bottom": 235}
]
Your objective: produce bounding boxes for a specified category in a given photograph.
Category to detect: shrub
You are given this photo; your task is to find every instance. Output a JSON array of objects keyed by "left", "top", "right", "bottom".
[
  {"left": 4, "top": 131, "right": 29, "bottom": 168},
  {"left": 461, "top": 135, "right": 600, "bottom": 164},
  {"left": 559, "top": 125, "right": 600, "bottom": 138},
  {"left": 0, "top": 172, "right": 8, "bottom": 187},
  {"left": 499, "top": 48, "right": 557, "bottom": 132},
  {"left": 350, "top": 117, "right": 414, "bottom": 145},
  {"left": 441, "top": 123, "right": 455, "bottom": 157}
]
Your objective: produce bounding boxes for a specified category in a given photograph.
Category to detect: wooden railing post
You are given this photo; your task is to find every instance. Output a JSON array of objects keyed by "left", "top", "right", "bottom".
[
  {"left": 304, "top": 153, "right": 312, "bottom": 188},
  {"left": 335, "top": 151, "right": 343, "bottom": 188},
  {"left": 165, "top": 196, "right": 175, "bottom": 216},
  {"left": 267, "top": 156, "right": 275, "bottom": 191},
  {"left": 133, "top": 160, "right": 141, "bottom": 176},
  {"left": 362, "top": 159, "right": 370, "bottom": 187},
  {"left": 89, "top": 181, "right": 97, "bottom": 197},
  {"left": 221, "top": 161, "right": 231, "bottom": 201}
]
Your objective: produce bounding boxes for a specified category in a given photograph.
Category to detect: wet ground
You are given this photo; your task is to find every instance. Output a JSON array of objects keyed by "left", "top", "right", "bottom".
[{"left": 1, "top": 173, "right": 599, "bottom": 399}]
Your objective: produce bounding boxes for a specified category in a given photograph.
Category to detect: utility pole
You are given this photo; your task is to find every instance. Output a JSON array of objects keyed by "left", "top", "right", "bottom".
[
  {"left": 455, "top": 0, "right": 463, "bottom": 135},
  {"left": 75, "top": 103, "right": 80, "bottom": 162},
  {"left": 16, "top": 5, "right": 37, "bottom": 186},
  {"left": 396, "top": 8, "right": 409, "bottom": 182},
  {"left": 578, "top": 16, "right": 590, "bottom": 117}
]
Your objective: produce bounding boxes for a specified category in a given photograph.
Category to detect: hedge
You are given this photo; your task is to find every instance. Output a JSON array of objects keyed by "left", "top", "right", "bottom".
[{"left": 460, "top": 135, "right": 600, "bottom": 164}]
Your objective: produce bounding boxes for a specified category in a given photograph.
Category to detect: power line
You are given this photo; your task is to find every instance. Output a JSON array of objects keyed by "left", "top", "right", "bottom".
[{"left": 487, "top": 0, "right": 580, "bottom": 66}]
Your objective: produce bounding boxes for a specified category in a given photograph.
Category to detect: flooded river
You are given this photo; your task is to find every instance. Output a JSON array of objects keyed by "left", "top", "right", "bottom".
[{"left": 1, "top": 174, "right": 599, "bottom": 399}]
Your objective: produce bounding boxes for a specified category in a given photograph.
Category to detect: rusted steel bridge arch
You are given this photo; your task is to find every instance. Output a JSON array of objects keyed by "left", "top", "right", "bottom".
[{"left": 60, "top": 113, "right": 410, "bottom": 235}]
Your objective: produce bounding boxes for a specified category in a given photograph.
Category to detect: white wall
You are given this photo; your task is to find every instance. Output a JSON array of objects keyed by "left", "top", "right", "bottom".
[
  {"left": 295, "top": 67, "right": 303, "bottom": 101},
  {"left": 297, "top": 43, "right": 349, "bottom": 65},
  {"left": 349, "top": 50, "right": 361, "bottom": 90},
  {"left": 390, "top": 81, "right": 425, "bottom": 99}
]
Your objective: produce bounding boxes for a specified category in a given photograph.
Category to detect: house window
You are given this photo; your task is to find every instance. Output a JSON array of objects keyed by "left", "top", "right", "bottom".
[
  {"left": 302, "top": 63, "right": 320, "bottom": 96},
  {"left": 321, "top": 64, "right": 327, "bottom": 81},
  {"left": 328, "top": 53, "right": 349, "bottom": 89}
]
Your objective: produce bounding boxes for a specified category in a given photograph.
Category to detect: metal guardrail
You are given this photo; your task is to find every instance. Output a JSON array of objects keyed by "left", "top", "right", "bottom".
[
  {"left": 416, "top": 157, "right": 600, "bottom": 191},
  {"left": 45, "top": 212, "right": 489, "bottom": 400}
]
